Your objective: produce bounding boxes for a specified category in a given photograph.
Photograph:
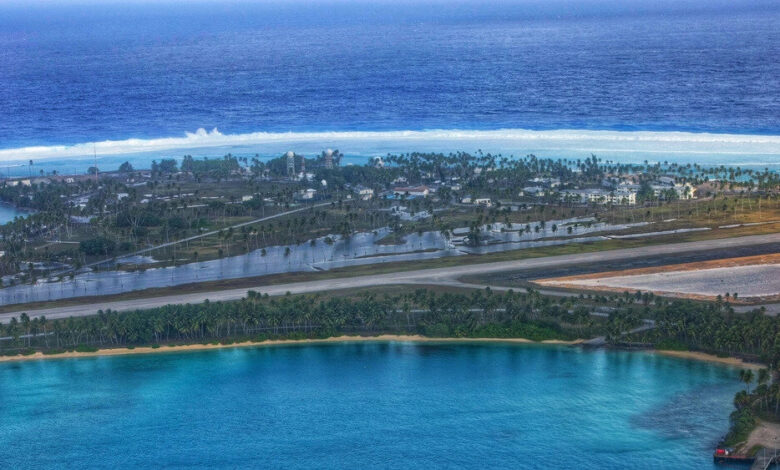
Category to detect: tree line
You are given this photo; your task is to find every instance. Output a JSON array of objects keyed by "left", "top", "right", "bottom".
[{"left": 0, "top": 289, "right": 606, "bottom": 354}]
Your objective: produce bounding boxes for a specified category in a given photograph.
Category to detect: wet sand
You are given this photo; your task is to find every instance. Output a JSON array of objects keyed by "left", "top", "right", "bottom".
[{"left": 654, "top": 349, "right": 763, "bottom": 369}]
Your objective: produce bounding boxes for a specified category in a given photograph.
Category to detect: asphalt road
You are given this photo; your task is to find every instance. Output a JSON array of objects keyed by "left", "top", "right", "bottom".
[{"left": 3, "top": 232, "right": 779, "bottom": 322}]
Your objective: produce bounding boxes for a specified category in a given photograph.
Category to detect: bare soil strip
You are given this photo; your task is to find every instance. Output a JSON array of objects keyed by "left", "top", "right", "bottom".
[
  {"left": 653, "top": 350, "right": 762, "bottom": 369},
  {"left": 535, "top": 253, "right": 780, "bottom": 303}
]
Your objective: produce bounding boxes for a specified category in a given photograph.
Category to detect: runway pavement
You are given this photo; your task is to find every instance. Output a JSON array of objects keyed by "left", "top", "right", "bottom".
[{"left": 2, "top": 232, "right": 778, "bottom": 322}]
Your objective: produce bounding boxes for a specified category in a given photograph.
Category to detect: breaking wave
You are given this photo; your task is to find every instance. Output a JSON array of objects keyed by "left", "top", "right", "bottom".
[{"left": 1, "top": 127, "right": 780, "bottom": 162}]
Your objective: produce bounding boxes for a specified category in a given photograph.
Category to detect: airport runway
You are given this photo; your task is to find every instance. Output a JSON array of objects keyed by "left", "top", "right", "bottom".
[{"left": 2, "top": 232, "right": 778, "bottom": 322}]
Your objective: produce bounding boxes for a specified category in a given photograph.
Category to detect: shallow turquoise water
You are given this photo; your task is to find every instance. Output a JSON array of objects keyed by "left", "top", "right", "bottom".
[
  {"left": 0, "top": 204, "right": 30, "bottom": 225},
  {"left": 0, "top": 343, "right": 741, "bottom": 469}
]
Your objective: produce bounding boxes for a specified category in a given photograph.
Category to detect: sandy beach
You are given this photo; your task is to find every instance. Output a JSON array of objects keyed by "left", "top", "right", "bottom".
[
  {"left": 653, "top": 349, "right": 763, "bottom": 369},
  {"left": 0, "top": 335, "right": 763, "bottom": 369},
  {"left": 0, "top": 335, "right": 587, "bottom": 363}
]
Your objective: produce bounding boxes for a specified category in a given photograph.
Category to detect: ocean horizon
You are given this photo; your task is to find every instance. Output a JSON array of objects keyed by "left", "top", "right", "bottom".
[{"left": 1, "top": 0, "right": 778, "bottom": 174}]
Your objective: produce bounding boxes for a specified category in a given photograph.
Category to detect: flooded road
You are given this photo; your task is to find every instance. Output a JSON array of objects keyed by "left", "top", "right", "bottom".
[{"left": 0, "top": 217, "right": 711, "bottom": 305}]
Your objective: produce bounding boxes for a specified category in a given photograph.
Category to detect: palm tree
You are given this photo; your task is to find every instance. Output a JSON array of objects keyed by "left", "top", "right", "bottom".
[
  {"left": 774, "top": 384, "right": 780, "bottom": 416},
  {"left": 758, "top": 368, "right": 770, "bottom": 409},
  {"left": 740, "top": 369, "right": 755, "bottom": 393}
]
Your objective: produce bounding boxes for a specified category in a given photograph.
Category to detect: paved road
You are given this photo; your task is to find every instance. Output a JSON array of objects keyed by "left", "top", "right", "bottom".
[{"left": 3, "top": 232, "right": 778, "bottom": 322}]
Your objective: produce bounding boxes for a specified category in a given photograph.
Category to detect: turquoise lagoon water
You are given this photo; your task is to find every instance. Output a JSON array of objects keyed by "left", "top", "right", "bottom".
[
  {"left": 0, "top": 204, "right": 30, "bottom": 225},
  {"left": 0, "top": 343, "right": 741, "bottom": 469}
]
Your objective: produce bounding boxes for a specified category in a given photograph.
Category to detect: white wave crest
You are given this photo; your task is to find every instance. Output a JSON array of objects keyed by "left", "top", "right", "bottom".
[{"left": 1, "top": 128, "right": 779, "bottom": 161}]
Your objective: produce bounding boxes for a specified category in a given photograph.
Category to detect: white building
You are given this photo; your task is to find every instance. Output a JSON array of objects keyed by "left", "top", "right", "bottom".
[
  {"left": 355, "top": 186, "right": 374, "bottom": 200},
  {"left": 530, "top": 177, "right": 561, "bottom": 188},
  {"left": 521, "top": 186, "right": 546, "bottom": 197},
  {"left": 298, "top": 188, "right": 317, "bottom": 200},
  {"left": 561, "top": 188, "right": 636, "bottom": 205},
  {"left": 392, "top": 185, "right": 431, "bottom": 198}
]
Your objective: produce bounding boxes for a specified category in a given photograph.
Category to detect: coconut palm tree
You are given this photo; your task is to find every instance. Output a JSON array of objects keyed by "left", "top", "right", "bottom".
[{"left": 740, "top": 369, "right": 755, "bottom": 393}]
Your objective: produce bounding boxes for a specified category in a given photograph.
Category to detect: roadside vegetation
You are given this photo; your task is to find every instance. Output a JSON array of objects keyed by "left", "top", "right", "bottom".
[
  {"left": 0, "top": 288, "right": 598, "bottom": 355},
  {"left": 1, "top": 285, "right": 776, "bottom": 361}
]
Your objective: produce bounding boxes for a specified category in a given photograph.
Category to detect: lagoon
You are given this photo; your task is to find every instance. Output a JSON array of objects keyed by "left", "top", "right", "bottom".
[
  {"left": 0, "top": 203, "right": 30, "bottom": 225},
  {"left": 0, "top": 343, "right": 740, "bottom": 469}
]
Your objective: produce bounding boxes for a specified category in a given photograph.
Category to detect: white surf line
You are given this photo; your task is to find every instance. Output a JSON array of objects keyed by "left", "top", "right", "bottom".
[{"left": 2, "top": 127, "right": 780, "bottom": 160}]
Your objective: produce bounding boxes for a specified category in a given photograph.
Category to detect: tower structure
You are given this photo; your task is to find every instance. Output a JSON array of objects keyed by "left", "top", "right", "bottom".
[
  {"left": 286, "top": 151, "right": 295, "bottom": 177},
  {"left": 324, "top": 149, "right": 333, "bottom": 169}
]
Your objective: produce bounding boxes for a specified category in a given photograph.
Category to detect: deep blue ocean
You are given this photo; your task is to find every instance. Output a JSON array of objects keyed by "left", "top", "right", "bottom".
[
  {"left": 0, "top": 343, "right": 742, "bottom": 469},
  {"left": 0, "top": 0, "right": 779, "bottom": 174}
]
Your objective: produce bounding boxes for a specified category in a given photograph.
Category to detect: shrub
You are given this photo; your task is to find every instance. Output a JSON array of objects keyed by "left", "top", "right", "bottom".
[{"left": 79, "top": 237, "right": 116, "bottom": 256}]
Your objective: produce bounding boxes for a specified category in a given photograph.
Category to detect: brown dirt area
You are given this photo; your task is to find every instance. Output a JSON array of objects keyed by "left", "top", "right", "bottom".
[
  {"left": 743, "top": 420, "right": 780, "bottom": 452},
  {"left": 534, "top": 253, "right": 780, "bottom": 304}
]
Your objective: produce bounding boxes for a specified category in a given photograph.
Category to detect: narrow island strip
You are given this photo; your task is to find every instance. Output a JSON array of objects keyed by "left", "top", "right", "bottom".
[
  {"left": 0, "top": 334, "right": 761, "bottom": 370},
  {"left": 0, "top": 335, "right": 583, "bottom": 363}
]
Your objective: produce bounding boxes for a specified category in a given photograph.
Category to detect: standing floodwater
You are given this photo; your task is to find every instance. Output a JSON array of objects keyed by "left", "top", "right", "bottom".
[
  {"left": 0, "top": 204, "right": 31, "bottom": 225},
  {"left": 0, "top": 343, "right": 740, "bottom": 469}
]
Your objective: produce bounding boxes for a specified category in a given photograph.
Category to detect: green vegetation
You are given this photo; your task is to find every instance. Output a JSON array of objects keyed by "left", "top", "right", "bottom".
[
  {"left": 629, "top": 300, "right": 780, "bottom": 363},
  {"left": 0, "top": 288, "right": 608, "bottom": 354},
  {"left": 2, "top": 282, "right": 776, "bottom": 361},
  {"left": 1, "top": 151, "right": 776, "bottom": 289},
  {"left": 722, "top": 406, "right": 757, "bottom": 447},
  {"left": 719, "top": 368, "right": 780, "bottom": 449}
]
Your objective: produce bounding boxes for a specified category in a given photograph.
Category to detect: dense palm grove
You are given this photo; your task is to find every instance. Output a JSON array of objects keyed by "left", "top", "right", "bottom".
[
  {"left": 629, "top": 300, "right": 780, "bottom": 365},
  {"left": 0, "top": 287, "right": 776, "bottom": 362},
  {"left": 0, "top": 289, "right": 609, "bottom": 354}
]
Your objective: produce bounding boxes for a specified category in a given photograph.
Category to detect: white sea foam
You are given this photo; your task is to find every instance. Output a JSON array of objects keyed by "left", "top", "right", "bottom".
[{"left": 1, "top": 128, "right": 780, "bottom": 162}]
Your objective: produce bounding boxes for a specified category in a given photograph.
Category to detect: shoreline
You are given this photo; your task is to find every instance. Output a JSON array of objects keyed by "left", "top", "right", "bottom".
[
  {"left": 653, "top": 349, "right": 763, "bottom": 369},
  {"left": 0, "top": 335, "right": 763, "bottom": 368},
  {"left": 0, "top": 335, "right": 583, "bottom": 362}
]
